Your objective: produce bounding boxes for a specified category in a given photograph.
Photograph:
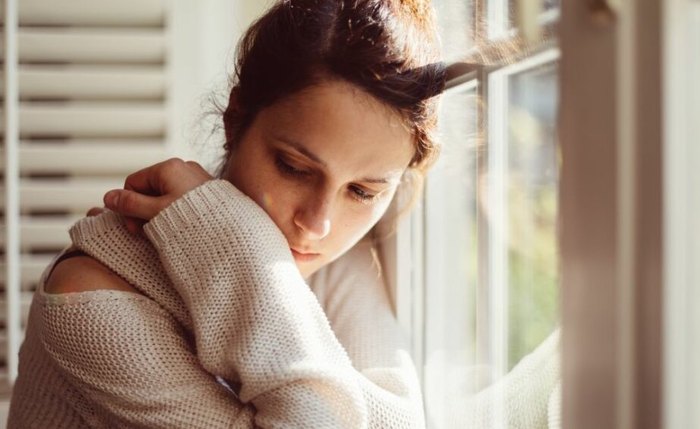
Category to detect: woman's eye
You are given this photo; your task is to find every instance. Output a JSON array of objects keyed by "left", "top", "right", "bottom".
[
  {"left": 275, "top": 155, "right": 310, "bottom": 178},
  {"left": 349, "top": 185, "right": 378, "bottom": 203}
]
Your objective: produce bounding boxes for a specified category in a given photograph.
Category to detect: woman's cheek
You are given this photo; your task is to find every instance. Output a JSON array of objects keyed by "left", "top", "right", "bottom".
[
  {"left": 367, "top": 197, "right": 393, "bottom": 225},
  {"left": 255, "top": 171, "right": 296, "bottom": 215},
  {"left": 347, "top": 204, "right": 383, "bottom": 238}
]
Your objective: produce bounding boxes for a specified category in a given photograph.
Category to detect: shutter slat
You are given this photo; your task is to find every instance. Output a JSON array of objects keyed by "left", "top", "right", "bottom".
[
  {"left": 0, "top": 0, "right": 174, "bottom": 395},
  {"left": 0, "top": 296, "right": 32, "bottom": 329},
  {"left": 3, "top": 29, "right": 166, "bottom": 64},
  {"left": 20, "top": 217, "right": 77, "bottom": 250},
  {"left": 0, "top": 216, "right": 80, "bottom": 250},
  {"left": 4, "top": 66, "right": 166, "bottom": 100},
  {"left": 0, "top": 141, "right": 167, "bottom": 175},
  {"left": 0, "top": 369, "right": 10, "bottom": 396},
  {"left": 0, "top": 178, "right": 121, "bottom": 212},
  {"left": 14, "top": 0, "right": 165, "bottom": 27},
  {"left": 0, "top": 255, "right": 54, "bottom": 290},
  {"left": 18, "top": 102, "right": 166, "bottom": 138}
]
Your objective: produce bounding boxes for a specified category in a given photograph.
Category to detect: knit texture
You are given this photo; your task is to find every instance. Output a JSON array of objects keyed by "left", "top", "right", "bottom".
[
  {"left": 454, "top": 329, "right": 561, "bottom": 429},
  {"left": 8, "top": 179, "right": 424, "bottom": 428}
]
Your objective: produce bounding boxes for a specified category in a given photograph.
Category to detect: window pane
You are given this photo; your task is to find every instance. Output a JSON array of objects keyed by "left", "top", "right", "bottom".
[
  {"left": 505, "top": 63, "right": 559, "bottom": 368},
  {"left": 424, "top": 85, "right": 480, "bottom": 428},
  {"left": 422, "top": 59, "right": 560, "bottom": 428}
]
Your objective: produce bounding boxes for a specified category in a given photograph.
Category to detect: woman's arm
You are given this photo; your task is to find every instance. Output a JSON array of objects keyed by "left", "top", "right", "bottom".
[
  {"left": 308, "top": 236, "right": 425, "bottom": 425},
  {"left": 40, "top": 275, "right": 256, "bottom": 428},
  {"left": 141, "top": 179, "right": 424, "bottom": 428},
  {"left": 455, "top": 329, "right": 561, "bottom": 429}
]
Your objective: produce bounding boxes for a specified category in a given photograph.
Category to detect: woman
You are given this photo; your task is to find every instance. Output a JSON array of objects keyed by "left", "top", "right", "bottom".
[{"left": 8, "top": 0, "right": 445, "bottom": 427}]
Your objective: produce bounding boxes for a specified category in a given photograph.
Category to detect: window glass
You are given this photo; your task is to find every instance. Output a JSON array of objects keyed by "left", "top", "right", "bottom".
[
  {"left": 416, "top": 1, "right": 561, "bottom": 428},
  {"left": 505, "top": 63, "right": 559, "bottom": 368},
  {"left": 424, "top": 85, "right": 480, "bottom": 426}
]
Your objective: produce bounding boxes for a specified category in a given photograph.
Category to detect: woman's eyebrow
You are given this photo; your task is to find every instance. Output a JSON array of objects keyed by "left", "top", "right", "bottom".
[
  {"left": 361, "top": 177, "right": 393, "bottom": 185},
  {"left": 275, "top": 136, "right": 398, "bottom": 185},
  {"left": 275, "top": 137, "right": 327, "bottom": 167}
]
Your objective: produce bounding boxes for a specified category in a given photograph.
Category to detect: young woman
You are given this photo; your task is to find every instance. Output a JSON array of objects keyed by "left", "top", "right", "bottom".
[{"left": 8, "top": 0, "right": 445, "bottom": 427}]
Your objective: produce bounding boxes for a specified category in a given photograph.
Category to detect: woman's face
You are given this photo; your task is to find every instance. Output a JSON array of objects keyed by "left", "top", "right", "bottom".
[{"left": 224, "top": 80, "right": 414, "bottom": 278}]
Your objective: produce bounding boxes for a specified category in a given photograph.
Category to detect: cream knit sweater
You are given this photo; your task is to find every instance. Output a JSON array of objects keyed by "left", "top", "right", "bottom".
[
  {"left": 8, "top": 179, "right": 561, "bottom": 428},
  {"left": 8, "top": 180, "right": 424, "bottom": 428}
]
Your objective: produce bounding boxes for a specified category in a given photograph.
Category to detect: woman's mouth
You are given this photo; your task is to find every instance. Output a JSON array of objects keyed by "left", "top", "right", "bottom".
[{"left": 290, "top": 248, "right": 320, "bottom": 262}]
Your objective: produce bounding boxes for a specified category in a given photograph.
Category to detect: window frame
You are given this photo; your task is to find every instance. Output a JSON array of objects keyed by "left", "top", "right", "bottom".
[{"left": 392, "top": 0, "right": 663, "bottom": 427}]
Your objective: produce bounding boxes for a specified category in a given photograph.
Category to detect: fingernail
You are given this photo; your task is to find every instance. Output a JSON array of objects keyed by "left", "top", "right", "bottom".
[{"left": 105, "top": 191, "right": 120, "bottom": 208}]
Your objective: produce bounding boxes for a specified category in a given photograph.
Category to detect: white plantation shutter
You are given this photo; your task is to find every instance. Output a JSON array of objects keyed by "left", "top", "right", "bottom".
[{"left": 0, "top": 0, "right": 173, "bottom": 398}]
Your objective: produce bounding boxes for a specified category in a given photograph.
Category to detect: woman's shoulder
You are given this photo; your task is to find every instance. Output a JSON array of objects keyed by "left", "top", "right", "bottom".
[{"left": 44, "top": 253, "right": 140, "bottom": 296}]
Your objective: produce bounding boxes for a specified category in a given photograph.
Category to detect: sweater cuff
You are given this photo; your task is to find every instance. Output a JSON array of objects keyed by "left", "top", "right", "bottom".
[{"left": 143, "top": 179, "right": 247, "bottom": 249}]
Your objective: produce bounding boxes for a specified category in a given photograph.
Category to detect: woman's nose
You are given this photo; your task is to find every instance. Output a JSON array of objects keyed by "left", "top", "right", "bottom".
[{"left": 293, "top": 195, "right": 332, "bottom": 240}]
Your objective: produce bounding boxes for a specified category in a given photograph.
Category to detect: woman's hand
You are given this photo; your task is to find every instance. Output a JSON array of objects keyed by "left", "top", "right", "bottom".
[
  {"left": 103, "top": 158, "right": 213, "bottom": 234},
  {"left": 86, "top": 207, "right": 105, "bottom": 217}
]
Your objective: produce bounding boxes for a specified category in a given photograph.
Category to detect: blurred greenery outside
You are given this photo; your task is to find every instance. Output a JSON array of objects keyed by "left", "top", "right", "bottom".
[
  {"left": 506, "top": 64, "right": 559, "bottom": 368},
  {"left": 435, "top": 65, "right": 559, "bottom": 372},
  {"left": 431, "top": 0, "right": 560, "bottom": 383}
]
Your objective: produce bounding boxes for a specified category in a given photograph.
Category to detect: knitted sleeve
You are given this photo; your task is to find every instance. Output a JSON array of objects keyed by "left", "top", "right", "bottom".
[
  {"left": 143, "top": 179, "right": 425, "bottom": 429},
  {"left": 40, "top": 290, "right": 256, "bottom": 428},
  {"left": 456, "top": 329, "right": 561, "bottom": 429},
  {"left": 307, "top": 237, "right": 424, "bottom": 425}
]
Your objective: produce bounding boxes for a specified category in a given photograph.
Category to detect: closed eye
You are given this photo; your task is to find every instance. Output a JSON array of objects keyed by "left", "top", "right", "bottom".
[
  {"left": 348, "top": 184, "right": 379, "bottom": 204},
  {"left": 275, "top": 155, "right": 311, "bottom": 178}
]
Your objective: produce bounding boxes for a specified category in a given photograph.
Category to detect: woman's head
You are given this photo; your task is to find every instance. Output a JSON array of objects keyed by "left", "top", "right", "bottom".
[{"left": 220, "top": 0, "right": 445, "bottom": 277}]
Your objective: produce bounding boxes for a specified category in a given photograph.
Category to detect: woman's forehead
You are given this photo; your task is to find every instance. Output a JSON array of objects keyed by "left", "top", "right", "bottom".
[
  {"left": 253, "top": 88, "right": 413, "bottom": 181},
  {"left": 259, "top": 81, "right": 414, "bottom": 159}
]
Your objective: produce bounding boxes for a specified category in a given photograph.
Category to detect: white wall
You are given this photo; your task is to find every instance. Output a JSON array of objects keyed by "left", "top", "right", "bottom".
[
  {"left": 170, "top": 0, "right": 274, "bottom": 169},
  {"left": 664, "top": 0, "right": 700, "bottom": 428}
]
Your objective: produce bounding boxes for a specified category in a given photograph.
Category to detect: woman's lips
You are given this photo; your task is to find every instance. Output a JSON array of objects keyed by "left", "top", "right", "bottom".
[{"left": 290, "top": 248, "right": 320, "bottom": 262}]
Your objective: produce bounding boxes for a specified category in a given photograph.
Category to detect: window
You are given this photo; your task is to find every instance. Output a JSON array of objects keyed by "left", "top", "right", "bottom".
[
  {"left": 394, "top": 0, "right": 671, "bottom": 428},
  {"left": 398, "top": 1, "right": 562, "bottom": 427}
]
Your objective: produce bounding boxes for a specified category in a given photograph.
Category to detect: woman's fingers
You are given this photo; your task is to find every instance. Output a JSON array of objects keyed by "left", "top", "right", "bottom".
[
  {"left": 103, "top": 189, "right": 167, "bottom": 220},
  {"left": 122, "top": 159, "right": 172, "bottom": 196},
  {"left": 102, "top": 158, "right": 213, "bottom": 234},
  {"left": 123, "top": 158, "right": 211, "bottom": 197},
  {"left": 86, "top": 207, "right": 104, "bottom": 217},
  {"left": 124, "top": 217, "right": 146, "bottom": 236},
  {"left": 86, "top": 204, "right": 145, "bottom": 236}
]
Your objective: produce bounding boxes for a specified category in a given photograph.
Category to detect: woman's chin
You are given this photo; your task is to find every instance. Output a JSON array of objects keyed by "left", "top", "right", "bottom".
[{"left": 294, "top": 260, "right": 321, "bottom": 280}]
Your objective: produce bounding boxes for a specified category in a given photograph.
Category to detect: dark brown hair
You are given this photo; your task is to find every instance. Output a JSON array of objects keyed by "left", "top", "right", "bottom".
[{"left": 221, "top": 0, "right": 446, "bottom": 186}]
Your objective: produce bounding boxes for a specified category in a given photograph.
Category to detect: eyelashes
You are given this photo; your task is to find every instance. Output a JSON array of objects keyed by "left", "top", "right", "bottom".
[
  {"left": 274, "top": 154, "right": 379, "bottom": 203},
  {"left": 275, "top": 155, "right": 311, "bottom": 177},
  {"left": 347, "top": 185, "right": 378, "bottom": 203}
]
